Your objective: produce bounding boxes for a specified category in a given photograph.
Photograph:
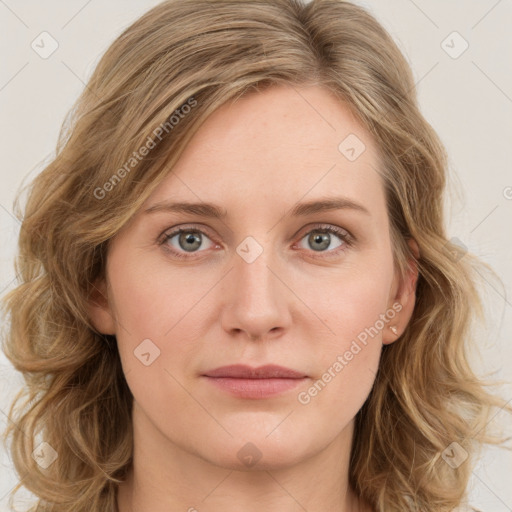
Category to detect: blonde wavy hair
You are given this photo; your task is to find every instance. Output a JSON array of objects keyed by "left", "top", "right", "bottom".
[{"left": 1, "top": 0, "right": 510, "bottom": 511}]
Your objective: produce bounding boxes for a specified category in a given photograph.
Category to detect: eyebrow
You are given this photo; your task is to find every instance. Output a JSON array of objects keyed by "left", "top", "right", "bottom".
[{"left": 144, "top": 196, "right": 371, "bottom": 218}]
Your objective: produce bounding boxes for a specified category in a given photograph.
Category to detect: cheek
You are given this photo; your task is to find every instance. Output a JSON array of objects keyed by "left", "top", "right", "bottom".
[
  {"left": 106, "top": 252, "right": 230, "bottom": 416},
  {"left": 108, "top": 252, "right": 206, "bottom": 339},
  {"left": 106, "top": 257, "right": 206, "bottom": 431},
  {"left": 296, "top": 262, "right": 392, "bottom": 407},
  {"left": 309, "top": 259, "right": 394, "bottom": 350}
]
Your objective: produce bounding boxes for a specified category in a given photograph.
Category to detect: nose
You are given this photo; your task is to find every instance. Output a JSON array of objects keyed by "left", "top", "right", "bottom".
[{"left": 220, "top": 241, "right": 292, "bottom": 342}]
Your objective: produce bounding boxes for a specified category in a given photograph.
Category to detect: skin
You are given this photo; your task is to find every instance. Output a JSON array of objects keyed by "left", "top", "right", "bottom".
[{"left": 88, "top": 84, "right": 419, "bottom": 512}]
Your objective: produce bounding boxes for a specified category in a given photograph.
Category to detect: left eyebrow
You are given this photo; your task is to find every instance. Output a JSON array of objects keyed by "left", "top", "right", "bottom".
[
  {"left": 289, "top": 197, "right": 371, "bottom": 217},
  {"left": 143, "top": 196, "right": 371, "bottom": 218}
]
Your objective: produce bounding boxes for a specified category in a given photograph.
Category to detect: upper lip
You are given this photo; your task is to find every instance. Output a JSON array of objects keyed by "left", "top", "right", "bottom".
[{"left": 203, "top": 364, "right": 307, "bottom": 379}]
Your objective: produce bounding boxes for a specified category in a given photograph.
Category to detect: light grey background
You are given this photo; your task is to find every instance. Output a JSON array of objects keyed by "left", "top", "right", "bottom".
[{"left": 1, "top": 1, "right": 511, "bottom": 510}]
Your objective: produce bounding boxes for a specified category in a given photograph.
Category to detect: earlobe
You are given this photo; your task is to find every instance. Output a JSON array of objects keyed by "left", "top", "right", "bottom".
[
  {"left": 383, "top": 238, "right": 420, "bottom": 345},
  {"left": 87, "top": 278, "right": 116, "bottom": 335}
]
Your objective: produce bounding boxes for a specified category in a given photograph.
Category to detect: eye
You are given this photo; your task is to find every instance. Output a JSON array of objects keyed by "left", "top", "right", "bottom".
[
  {"left": 294, "top": 224, "right": 353, "bottom": 258},
  {"left": 159, "top": 226, "right": 218, "bottom": 259}
]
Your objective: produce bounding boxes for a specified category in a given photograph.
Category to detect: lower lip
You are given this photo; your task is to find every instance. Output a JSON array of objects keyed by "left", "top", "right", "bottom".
[{"left": 203, "top": 376, "right": 307, "bottom": 399}]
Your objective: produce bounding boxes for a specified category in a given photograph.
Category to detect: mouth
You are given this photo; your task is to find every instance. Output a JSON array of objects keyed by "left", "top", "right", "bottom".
[{"left": 201, "top": 364, "right": 309, "bottom": 399}]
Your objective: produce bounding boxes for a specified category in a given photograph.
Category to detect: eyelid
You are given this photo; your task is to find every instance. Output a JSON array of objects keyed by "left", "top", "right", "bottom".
[
  {"left": 295, "top": 223, "right": 352, "bottom": 241},
  {"left": 158, "top": 223, "right": 218, "bottom": 244}
]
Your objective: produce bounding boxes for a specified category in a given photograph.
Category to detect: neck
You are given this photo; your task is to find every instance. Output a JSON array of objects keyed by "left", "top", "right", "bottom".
[{"left": 116, "top": 403, "right": 372, "bottom": 512}]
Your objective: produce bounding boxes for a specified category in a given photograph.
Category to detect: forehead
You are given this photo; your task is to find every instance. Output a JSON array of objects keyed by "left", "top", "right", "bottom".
[{"left": 145, "top": 85, "right": 385, "bottom": 218}]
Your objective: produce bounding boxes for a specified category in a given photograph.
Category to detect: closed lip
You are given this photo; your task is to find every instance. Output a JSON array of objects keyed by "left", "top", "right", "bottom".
[{"left": 202, "top": 364, "right": 307, "bottom": 379}]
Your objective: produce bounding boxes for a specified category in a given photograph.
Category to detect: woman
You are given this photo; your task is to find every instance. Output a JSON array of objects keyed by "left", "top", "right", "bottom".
[{"left": 1, "top": 0, "right": 509, "bottom": 511}]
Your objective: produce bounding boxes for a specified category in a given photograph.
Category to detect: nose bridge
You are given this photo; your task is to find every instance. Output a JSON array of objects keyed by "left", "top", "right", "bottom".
[
  {"left": 234, "top": 233, "right": 278, "bottom": 304},
  {"left": 221, "top": 231, "right": 289, "bottom": 339}
]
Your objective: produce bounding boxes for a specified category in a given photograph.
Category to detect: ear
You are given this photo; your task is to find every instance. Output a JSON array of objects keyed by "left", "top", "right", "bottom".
[
  {"left": 87, "top": 277, "right": 116, "bottom": 335},
  {"left": 382, "top": 238, "right": 420, "bottom": 345}
]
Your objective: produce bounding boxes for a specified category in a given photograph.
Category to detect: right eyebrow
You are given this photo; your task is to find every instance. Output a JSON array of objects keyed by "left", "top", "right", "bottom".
[{"left": 144, "top": 201, "right": 227, "bottom": 219}]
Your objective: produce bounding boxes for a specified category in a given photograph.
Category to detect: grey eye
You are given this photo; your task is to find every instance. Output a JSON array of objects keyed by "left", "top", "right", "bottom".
[
  {"left": 298, "top": 230, "right": 344, "bottom": 252},
  {"left": 164, "top": 229, "right": 215, "bottom": 254}
]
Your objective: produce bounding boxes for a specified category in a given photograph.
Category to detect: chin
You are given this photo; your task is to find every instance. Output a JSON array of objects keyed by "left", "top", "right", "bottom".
[{"left": 196, "top": 432, "right": 316, "bottom": 472}]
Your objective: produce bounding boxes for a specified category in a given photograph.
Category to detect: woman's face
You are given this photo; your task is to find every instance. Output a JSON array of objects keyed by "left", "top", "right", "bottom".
[{"left": 90, "top": 84, "right": 416, "bottom": 471}]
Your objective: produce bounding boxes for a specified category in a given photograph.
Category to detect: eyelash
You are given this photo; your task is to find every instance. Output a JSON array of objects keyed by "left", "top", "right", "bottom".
[{"left": 158, "top": 223, "right": 355, "bottom": 260}]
